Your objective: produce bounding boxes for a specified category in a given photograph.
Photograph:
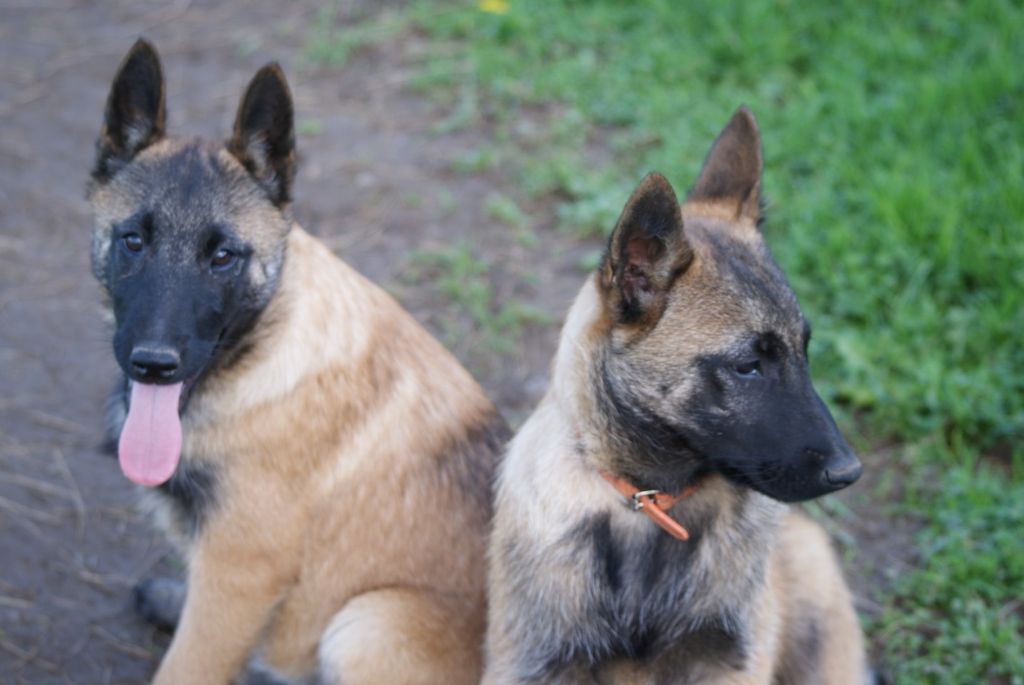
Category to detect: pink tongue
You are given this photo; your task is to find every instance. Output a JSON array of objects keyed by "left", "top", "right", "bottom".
[{"left": 118, "top": 382, "right": 183, "bottom": 487}]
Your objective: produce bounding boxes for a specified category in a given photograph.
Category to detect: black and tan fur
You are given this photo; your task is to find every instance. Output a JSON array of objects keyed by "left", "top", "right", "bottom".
[
  {"left": 485, "top": 108, "right": 866, "bottom": 684},
  {"left": 88, "top": 40, "right": 507, "bottom": 684}
]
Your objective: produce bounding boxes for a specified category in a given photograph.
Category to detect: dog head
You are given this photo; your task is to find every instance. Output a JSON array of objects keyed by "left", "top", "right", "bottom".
[
  {"left": 593, "top": 108, "right": 861, "bottom": 503},
  {"left": 87, "top": 40, "right": 295, "bottom": 485},
  {"left": 88, "top": 39, "right": 294, "bottom": 390}
]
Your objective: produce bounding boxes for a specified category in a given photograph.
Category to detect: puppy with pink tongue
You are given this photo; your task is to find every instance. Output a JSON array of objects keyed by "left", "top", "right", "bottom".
[
  {"left": 117, "top": 382, "right": 183, "bottom": 487},
  {"left": 89, "top": 39, "right": 504, "bottom": 685}
]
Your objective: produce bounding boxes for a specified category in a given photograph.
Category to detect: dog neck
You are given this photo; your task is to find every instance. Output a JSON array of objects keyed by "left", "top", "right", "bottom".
[
  {"left": 553, "top": 275, "right": 703, "bottom": 488},
  {"left": 551, "top": 273, "right": 605, "bottom": 415},
  {"left": 551, "top": 274, "right": 620, "bottom": 456},
  {"left": 182, "top": 227, "right": 375, "bottom": 430},
  {"left": 598, "top": 468, "right": 698, "bottom": 540}
]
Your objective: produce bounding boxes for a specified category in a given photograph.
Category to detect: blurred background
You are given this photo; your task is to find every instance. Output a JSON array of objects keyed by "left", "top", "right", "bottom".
[{"left": 0, "top": 1, "right": 1021, "bottom": 683}]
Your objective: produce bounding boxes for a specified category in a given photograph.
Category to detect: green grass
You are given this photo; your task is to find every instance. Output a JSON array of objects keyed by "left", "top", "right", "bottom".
[
  {"left": 875, "top": 463, "right": 1024, "bottom": 684},
  {"left": 406, "top": 245, "right": 550, "bottom": 357},
  {"left": 305, "top": 2, "right": 409, "bottom": 67},
  {"left": 404, "top": 0, "right": 1024, "bottom": 457},
  {"left": 310, "top": 1, "right": 1024, "bottom": 680}
]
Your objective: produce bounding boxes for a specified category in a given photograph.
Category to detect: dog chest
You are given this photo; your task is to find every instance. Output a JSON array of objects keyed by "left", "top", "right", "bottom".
[
  {"left": 508, "top": 512, "right": 752, "bottom": 678},
  {"left": 153, "top": 461, "right": 219, "bottom": 540}
]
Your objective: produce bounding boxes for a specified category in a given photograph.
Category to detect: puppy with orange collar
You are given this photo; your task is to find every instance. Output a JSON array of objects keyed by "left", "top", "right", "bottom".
[{"left": 484, "top": 109, "right": 867, "bottom": 684}]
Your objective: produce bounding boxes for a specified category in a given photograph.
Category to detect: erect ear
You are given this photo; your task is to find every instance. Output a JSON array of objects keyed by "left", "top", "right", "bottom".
[
  {"left": 601, "top": 173, "right": 692, "bottom": 324},
  {"left": 93, "top": 39, "right": 166, "bottom": 181},
  {"left": 687, "top": 106, "right": 763, "bottom": 223},
  {"left": 227, "top": 63, "right": 295, "bottom": 207}
]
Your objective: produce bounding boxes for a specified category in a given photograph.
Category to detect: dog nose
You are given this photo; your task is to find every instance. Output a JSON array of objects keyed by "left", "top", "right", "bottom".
[
  {"left": 824, "top": 459, "right": 863, "bottom": 487},
  {"left": 130, "top": 346, "right": 180, "bottom": 380}
]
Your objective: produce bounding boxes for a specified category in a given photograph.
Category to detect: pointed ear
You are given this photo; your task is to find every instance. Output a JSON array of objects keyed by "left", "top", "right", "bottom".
[
  {"left": 687, "top": 106, "right": 763, "bottom": 223},
  {"left": 227, "top": 63, "right": 295, "bottom": 207},
  {"left": 601, "top": 173, "right": 692, "bottom": 324},
  {"left": 94, "top": 39, "right": 166, "bottom": 181}
]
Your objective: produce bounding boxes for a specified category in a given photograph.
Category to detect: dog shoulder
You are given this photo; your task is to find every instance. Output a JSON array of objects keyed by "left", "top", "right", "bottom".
[
  {"left": 775, "top": 510, "right": 846, "bottom": 597},
  {"left": 770, "top": 510, "right": 866, "bottom": 683}
]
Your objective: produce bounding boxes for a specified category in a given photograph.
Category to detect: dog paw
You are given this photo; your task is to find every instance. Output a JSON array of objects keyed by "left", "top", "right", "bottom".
[{"left": 133, "top": 576, "right": 185, "bottom": 631}]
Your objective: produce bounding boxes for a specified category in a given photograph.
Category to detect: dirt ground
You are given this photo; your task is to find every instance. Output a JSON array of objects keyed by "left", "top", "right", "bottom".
[{"left": 0, "top": 2, "right": 911, "bottom": 683}]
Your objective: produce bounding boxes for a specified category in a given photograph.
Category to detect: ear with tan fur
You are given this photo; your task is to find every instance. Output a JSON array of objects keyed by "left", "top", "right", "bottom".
[
  {"left": 227, "top": 63, "right": 295, "bottom": 207},
  {"left": 687, "top": 106, "right": 763, "bottom": 223},
  {"left": 93, "top": 39, "right": 166, "bottom": 182},
  {"left": 602, "top": 173, "right": 692, "bottom": 323}
]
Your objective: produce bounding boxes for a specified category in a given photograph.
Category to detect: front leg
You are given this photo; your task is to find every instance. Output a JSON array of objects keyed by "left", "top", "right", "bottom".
[
  {"left": 151, "top": 533, "right": 294, "bottom": 685},
  {"left": 135, "top": 576, "right": 186, "bottom": 631},
  {"left": 483, "top": 572, "right": 604, "bottom": 685}
]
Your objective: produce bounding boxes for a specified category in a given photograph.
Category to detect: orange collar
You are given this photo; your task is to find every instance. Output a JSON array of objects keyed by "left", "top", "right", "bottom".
[{"left": 599, "top": 470, "right": 698, "bottom": 541}]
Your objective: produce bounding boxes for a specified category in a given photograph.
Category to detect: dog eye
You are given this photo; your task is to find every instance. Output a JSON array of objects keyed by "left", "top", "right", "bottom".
[
  {"left": 734, "top": 360, "right": 761, "bottom": 377},
  {"left": 211, "top": 248, "right": 236, "bottom": 270},
  {"left": 122, "top": 233, "right": 144, "bottom": 253}
]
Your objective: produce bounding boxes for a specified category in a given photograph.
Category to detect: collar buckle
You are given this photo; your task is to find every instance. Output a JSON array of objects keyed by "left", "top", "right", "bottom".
[
  {"left": 630, "top": 489, "right": 662, "bottom": 511},
  {"left": 599, "top": 469, "right": 697, "bottom": 542}
]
